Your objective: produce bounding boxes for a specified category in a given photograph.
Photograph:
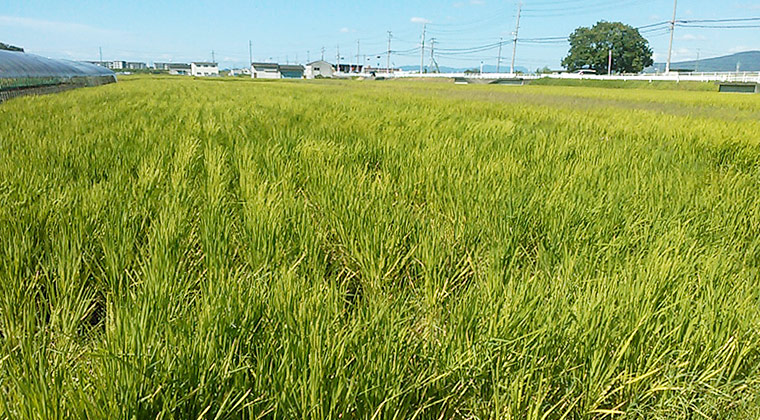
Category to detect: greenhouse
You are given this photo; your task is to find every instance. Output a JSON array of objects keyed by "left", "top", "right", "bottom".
[{"left": 0, "top": 50, "right": 116, "bottom": 102}]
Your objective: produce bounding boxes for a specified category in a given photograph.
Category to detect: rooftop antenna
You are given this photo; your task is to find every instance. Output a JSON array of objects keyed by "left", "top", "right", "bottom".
[{"left": 249, "top": 40, "right": 253, "bottom": 64}]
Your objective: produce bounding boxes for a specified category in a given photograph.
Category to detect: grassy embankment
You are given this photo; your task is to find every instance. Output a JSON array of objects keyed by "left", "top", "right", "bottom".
[{"left": 1, "top": 76, "right": 759, "bottom": 419}]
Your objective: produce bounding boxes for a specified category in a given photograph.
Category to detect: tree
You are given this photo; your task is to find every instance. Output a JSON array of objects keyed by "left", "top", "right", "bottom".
[
  {"left": 0, "top": 42, "right": 24, "bottom": 52},
  {"left": 562, "top": 21, "right": 653, "bottom": 74}
]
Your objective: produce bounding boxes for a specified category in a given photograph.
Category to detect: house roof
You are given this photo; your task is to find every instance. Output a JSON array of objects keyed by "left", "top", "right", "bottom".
[
  {"left": 192, "top": 62, "right": 217, "bottom": 66},
  {"left": 279, "top": 64, "right": 305, "bottom": 72},
  {"left": 306, "top": 60, "right": 333, "bottom": 67},
  {"left": 252, "top": 62, "right": 279, "bottom": 70},
  {"left": 168, "top": 63, "right": 191, "bottom": 69}
]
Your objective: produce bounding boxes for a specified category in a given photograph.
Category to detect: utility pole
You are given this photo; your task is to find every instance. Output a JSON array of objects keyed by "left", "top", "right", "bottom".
[
  {"left": 307, "top": 50, "right": 311, "bottom": 62},
  {"left": 510, "top": 2, "right": 522, "bottom": 74},
  {"left": 357, "top": 40, "right": 360, "bottom": 73},
  {"left": 608, "top": 48, "right": 613, "bottom": 76},
  {"left": 387, "top": 31, "right": 392, "bottom": 75},
  {"left": 420, "top": 22, "right": 427, "bottom": 74},
  {"left": 497, "top": 38, "right": 503, "bottom": 73},
  {"left": 430, "top": 38, "right": 439, "bottom": 73},
  {"left": 249, "top": 40, "right": 253, "bottom": 65},
  {"left": 212, "top": 50, "right": 215, "bottom": 63},
  {"left": 666, "top": 0, "right": 677, "bottom": 73},
  {"left": 321, "top": 47, "right": 325, "bottom": 61},
  {"left": 695, "top": 49, "right": 700, "bottom": 73},
  {"left": 337, "top": 44, "right": 340, "bottom": 73},
  {"left": 99, "top": 46, "right": 103, "bottom": 64}
]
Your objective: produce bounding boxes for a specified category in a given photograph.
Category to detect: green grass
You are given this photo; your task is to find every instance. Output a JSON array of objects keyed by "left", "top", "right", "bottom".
[{"left": 1, "top": 76, "right": 760, "bottom": 419}]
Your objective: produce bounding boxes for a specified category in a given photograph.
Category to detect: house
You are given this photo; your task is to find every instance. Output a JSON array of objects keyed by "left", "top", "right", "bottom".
[
  {"left": 305, "top": 61, "right": 334, "bottom": 79},
  {"left": 251, "top": 63, "right": 281, "bottom": 79},
  {"left": 191, "top": 62, "right": 219, "bottom": 77},
  {"left": 167, "top": 63, "right": 191, "bottom": 75},
  {"left": 279, "top": 64, "right": 304, "bottom": 79}
]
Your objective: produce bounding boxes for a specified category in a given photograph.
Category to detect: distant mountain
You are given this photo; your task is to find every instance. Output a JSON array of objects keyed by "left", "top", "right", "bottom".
[
  {"left": 0, "top": 42, "right": 24, "bottom": 52},
  {"left": 399, "top": 64, "right": 531, "bottom": 74},
  {"left": 648, "top": 51, "right": 760, "bottom": 73}
]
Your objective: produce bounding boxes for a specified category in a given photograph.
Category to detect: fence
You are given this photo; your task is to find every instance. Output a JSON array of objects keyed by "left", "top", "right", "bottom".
[{"left": 388, "top": 71, "right": 760, "bottom": 84}]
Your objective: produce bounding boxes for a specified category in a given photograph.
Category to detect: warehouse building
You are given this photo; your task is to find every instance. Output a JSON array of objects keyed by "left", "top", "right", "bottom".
[
  {"left": 305, "top": 60, "right": 334, "bottom": 78},
  {"left": 251, "top": 63, "right": 305, "bottom": 79},
  {"left": 279, "top": 64, "right": 304, "bottom": 79}
]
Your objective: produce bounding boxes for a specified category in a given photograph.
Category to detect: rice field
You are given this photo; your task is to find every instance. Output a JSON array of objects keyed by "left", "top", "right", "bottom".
[{"left": 1, "top": 76, "right": 759, "bottom": 419}]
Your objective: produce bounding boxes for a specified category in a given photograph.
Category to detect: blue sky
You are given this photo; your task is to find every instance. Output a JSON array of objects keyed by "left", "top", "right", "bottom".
[{"left": 2, "top": 0, "right": 759, "bottom": 70}]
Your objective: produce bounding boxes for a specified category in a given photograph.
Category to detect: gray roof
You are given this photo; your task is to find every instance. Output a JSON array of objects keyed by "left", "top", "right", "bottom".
[
  {"left": 168, "top": 63, "right": 191, "bottom": 69},
  {"left": 192, "top": 62, "right": 217, "bottom": 66},
  {"left": 0, "top": 50, "right": 115, "bottom": 79},
  {"left": 306, "top": 60, "right": 333, "bottom": 66},
  {"left": 252, "top": 62, "right": 280, "bottom": 70},
  {"left": 279, "top": 64, "right": 305, "bottom": 72}
]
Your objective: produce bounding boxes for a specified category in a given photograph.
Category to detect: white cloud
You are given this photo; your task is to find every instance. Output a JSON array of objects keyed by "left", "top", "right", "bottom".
[
  {"left": 410, "top": 17, "right": 431, "bottom": 24},
  {"left": 339, "top": 27, "right": 355, "bottom": 33}
]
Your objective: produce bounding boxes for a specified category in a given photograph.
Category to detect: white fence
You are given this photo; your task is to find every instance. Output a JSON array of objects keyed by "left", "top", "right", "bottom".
[{"left": 382, "top": 71, "right": 760, "bottom": 84}]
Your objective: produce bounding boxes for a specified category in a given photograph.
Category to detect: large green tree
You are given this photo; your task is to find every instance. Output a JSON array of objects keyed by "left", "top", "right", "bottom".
[{"left": 562, "top": 21, "right": 653, "bottom": 74}]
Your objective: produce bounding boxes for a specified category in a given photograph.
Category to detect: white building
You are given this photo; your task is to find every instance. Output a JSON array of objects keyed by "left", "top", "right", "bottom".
[
  {"left": 191, "top": 62, "right": 219, "bottom": 77},
  {"left": 110, "top": 60, "right": 126, "bottom": 70},
  {"left": 229, "top": 67, "right": 252, "bottom": 76},
  {"left": 305, "top": 61, "right": 334, "bottom": 79},
  {"left": 126, "top": 62, "right": 147, "bottom": 70},
  {"left": 251, "top": 63, "right": 281, "bottom": 79}
]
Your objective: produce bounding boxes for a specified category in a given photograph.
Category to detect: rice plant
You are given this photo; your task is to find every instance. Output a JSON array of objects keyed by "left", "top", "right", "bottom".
[{"left": 0, "top": 76, "right": 759, "bottom": 419}]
